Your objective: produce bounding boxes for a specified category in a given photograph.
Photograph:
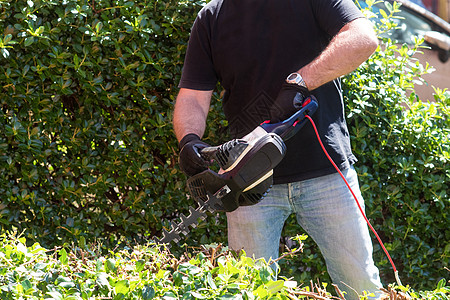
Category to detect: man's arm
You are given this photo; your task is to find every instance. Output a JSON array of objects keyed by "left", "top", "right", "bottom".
[
  {"left": 173, "top": 88, "right": 213, "bottom": 142},
  {"left": 298, "top": 18, "right": 378, "bottom": 90}
]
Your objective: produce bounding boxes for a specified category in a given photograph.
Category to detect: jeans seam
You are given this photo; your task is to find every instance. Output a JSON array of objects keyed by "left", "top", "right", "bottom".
[{"left": 287, "top": 183, "right": 298, "bottom": 214}]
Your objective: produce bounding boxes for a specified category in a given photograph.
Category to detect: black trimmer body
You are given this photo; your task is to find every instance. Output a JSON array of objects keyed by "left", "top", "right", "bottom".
[
  {"left": 187, "top": 133, "right": 286, "bottom": 212},
  {"left": 187, "top": 96, "right": 318, "bottom": 212}
]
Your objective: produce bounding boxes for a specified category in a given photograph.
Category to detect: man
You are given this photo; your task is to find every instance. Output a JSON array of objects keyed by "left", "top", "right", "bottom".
[{"left": 173, "top": 0, "right": 382, "bottom": 298}]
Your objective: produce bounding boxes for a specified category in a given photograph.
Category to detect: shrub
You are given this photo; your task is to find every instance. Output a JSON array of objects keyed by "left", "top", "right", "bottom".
[
  {"left": 0, "top": 233, "right": 448, "bottom": 299},
  {"left": 0, "top": 233, "right": 326, "bottom": 299},
  {"left": 0, "top": 0, "right": 227, "bottom": 249}
]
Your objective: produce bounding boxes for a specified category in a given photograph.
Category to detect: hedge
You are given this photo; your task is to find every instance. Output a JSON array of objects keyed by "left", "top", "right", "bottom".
[
  {"left": 1, "top": 233, "right": 449, "bottom": 299},
  {"left": 0, "top": 0, "right": 448, "bottom": 292},
  {"left": 0, "top": 0, "right": 226, "bottom": 247}
]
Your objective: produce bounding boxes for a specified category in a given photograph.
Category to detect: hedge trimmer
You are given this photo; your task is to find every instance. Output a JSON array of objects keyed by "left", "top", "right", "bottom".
[{"left": 154, "top": 96, "right": 318, "bottom": 245}]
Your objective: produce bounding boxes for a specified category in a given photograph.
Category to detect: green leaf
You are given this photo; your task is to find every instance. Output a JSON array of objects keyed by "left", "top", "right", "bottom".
[
  {"left": 24, "top": 37, "right": 34, "bottom": 46},
  {"left": 96, "top": 272, "right": 110, "bottom": 288},
  {"left": 79, "top": 236, "right": 86, "bottom": 249},
  {"left": 142, "top": 285, "right": 155, "bottom": 300},
  {"left": 259, "top": 266, "right": 272, "bottom": 284},
  {"left": 1, "top": 48, "right": 9, "bottom": 58},
  {"left": 384, "top": 1, "right": 394, "bottom": 13},
  {"left": 254, "top": 285, "right": 268, "bottom": 298},
  {"left": 35, "top": 26, "right": 45, "bottom": 35},
  {"left": 190, "top": 291, "right": 206, "bottom": 299},
  {"left": 106, "top": 258, "right": 117, "bottom": 273},
  {"left": 95, "top": 22, "right": 103, "bottom": 33},
  {"left": 437, "top": 278, "right": 446, "bottom": 290},
  {"left": 46, "top": 291, "right": 63, "bottom": 300},
  {"left": 96, "top": 259, "right": 104, "bottom": 272},
  {"left": 115, "top": 279, "right": 130, "bottom": 295},
  {"left": 59, "top": 281, "right": 76, "bottom": 289},
  {"left": 265, "top": 280, "right": 284, "bottom": 295},
  {"left": 73, "top": 54, "right": 80, "bottom": 67},
  {"left": 206, "top": 272, "right": 217, "bottom": 289},
  {"left": 4, "top": 34, "right": 12, "bottom": 44},
  {"left": 58, "top": 248, "right": 68, "bottom": 265},
  {"left": 21, "top": 279, "right": 33, "bottom": 292},
  {"left": 136, "top": 259, "right": 145, "bottom": 272}
]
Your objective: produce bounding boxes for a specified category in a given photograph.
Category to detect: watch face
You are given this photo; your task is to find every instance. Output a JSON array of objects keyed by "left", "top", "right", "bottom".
[
  {"left": 287, "top": 73, "right": 299, "bottom": 82},
  {"left": 286, "top": 73, "right": 308, "bottom": 90}
]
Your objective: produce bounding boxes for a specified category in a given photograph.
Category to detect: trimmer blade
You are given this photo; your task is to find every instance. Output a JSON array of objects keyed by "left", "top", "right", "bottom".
[{"left": 154, "top": 188, "right": 227, "bottom": 246}]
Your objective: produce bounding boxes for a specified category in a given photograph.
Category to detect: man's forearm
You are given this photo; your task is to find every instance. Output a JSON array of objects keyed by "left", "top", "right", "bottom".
[
  {"left": 173, "top": 88, "right": 213, "bottom": 142},
  {"left": 299, "top": 18, "right": 378, "bottom": 91}
]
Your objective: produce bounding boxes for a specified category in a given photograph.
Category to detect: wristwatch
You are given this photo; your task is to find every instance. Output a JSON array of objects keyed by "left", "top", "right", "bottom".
[{"left": 286, "top": 72, "right": 308, "bottom": 90}]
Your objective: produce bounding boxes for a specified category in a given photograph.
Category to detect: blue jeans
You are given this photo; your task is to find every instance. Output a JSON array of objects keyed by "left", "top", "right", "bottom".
[{"left": 226, "top": 166, "right": 382, "bottom": 299}]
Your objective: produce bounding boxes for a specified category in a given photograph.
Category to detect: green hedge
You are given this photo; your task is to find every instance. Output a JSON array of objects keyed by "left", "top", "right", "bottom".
[
  {"left": 1, "top": 233, "right": 449, "bottom": 299},
  {"left": 0, "top": 0, "right": 448, "bottom": 292},
  {"left": 0, "top": 0, "right": 227, "bottom": 247}
]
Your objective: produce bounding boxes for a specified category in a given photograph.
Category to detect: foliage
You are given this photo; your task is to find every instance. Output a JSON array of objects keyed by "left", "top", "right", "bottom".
[
  {"left": 0, "top": 0, "right": 448, "bottom": 294},
  {"left": 0, "top": 0, "right": 227, "bottom": 249},
  {"left": 0, "top": 233, "right": 448, "bottom": 300},
  {"left": 0, "top": 233, "right": 322, "bottom": 300}
]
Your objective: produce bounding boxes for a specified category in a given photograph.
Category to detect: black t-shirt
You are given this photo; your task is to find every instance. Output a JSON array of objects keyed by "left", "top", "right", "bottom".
[{"left": 179, "top": 0, "right": 363, "bottom": 184}]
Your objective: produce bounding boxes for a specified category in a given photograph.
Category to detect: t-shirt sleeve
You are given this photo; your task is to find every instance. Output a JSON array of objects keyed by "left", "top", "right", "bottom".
[
  {"left": 312, "top": 0, "right": 364, "bottom": 37},
  {"left": 178, "top": 12, "right": 218, "bottom": 91}
]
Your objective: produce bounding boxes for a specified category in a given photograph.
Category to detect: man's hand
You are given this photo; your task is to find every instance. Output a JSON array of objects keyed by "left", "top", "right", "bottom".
[
  {"left": 174, "top": 88, "right": 213, "bottom": 176},
  {"left": 178, "top": 133, "right": 211, "bottom": 177},
  {"left": 270, "top": 82, "right": 310, "bottom": 122}
]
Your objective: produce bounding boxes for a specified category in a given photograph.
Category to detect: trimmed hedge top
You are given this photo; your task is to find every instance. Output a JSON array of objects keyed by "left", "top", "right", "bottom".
[{"left": 1, "top": 233, "right": 448, "bottom": 299}]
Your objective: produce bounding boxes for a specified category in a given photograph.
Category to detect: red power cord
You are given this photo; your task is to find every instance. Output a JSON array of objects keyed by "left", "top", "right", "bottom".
[{"left": 305, "top": 114, "right": 402, "bottom": 286}]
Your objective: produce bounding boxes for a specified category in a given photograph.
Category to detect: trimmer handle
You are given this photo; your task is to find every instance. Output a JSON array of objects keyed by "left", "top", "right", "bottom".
[
  {"left": 199, "top": 146, "right": 219, "bottom": 161},
  {"left": 260, "top": 96, "right": 318, "bottom": 141}
]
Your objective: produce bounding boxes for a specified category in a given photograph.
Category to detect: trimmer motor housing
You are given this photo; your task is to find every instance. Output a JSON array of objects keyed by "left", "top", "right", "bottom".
[
  {"left": 187, "top": 133, "right": 286, "bottom": 212},
  {"left": 186, "top": 96, "right": 318, "bottom": 212}
]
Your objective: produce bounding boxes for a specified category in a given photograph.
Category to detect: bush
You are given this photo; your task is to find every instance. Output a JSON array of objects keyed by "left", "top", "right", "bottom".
[
  {"left": 0, "top": 0, "right": 448, "bottom": 292},
  {"left": 0, "top": 233, "right": 448, "bottom": 299},
  {"left": 0, "top": 0, "right": 227, "bottom": 249},
  {"left": 0, "top": 233, "right": 328, "bottom": 299}
]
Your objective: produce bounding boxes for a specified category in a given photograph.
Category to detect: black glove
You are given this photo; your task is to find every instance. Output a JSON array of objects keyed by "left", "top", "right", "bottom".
[
  {"left": 178, "top": 133, "right": 211, "bottom": 177},
  {"left": 269, "top": 82, "right": 310, "bottom": 122}
]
